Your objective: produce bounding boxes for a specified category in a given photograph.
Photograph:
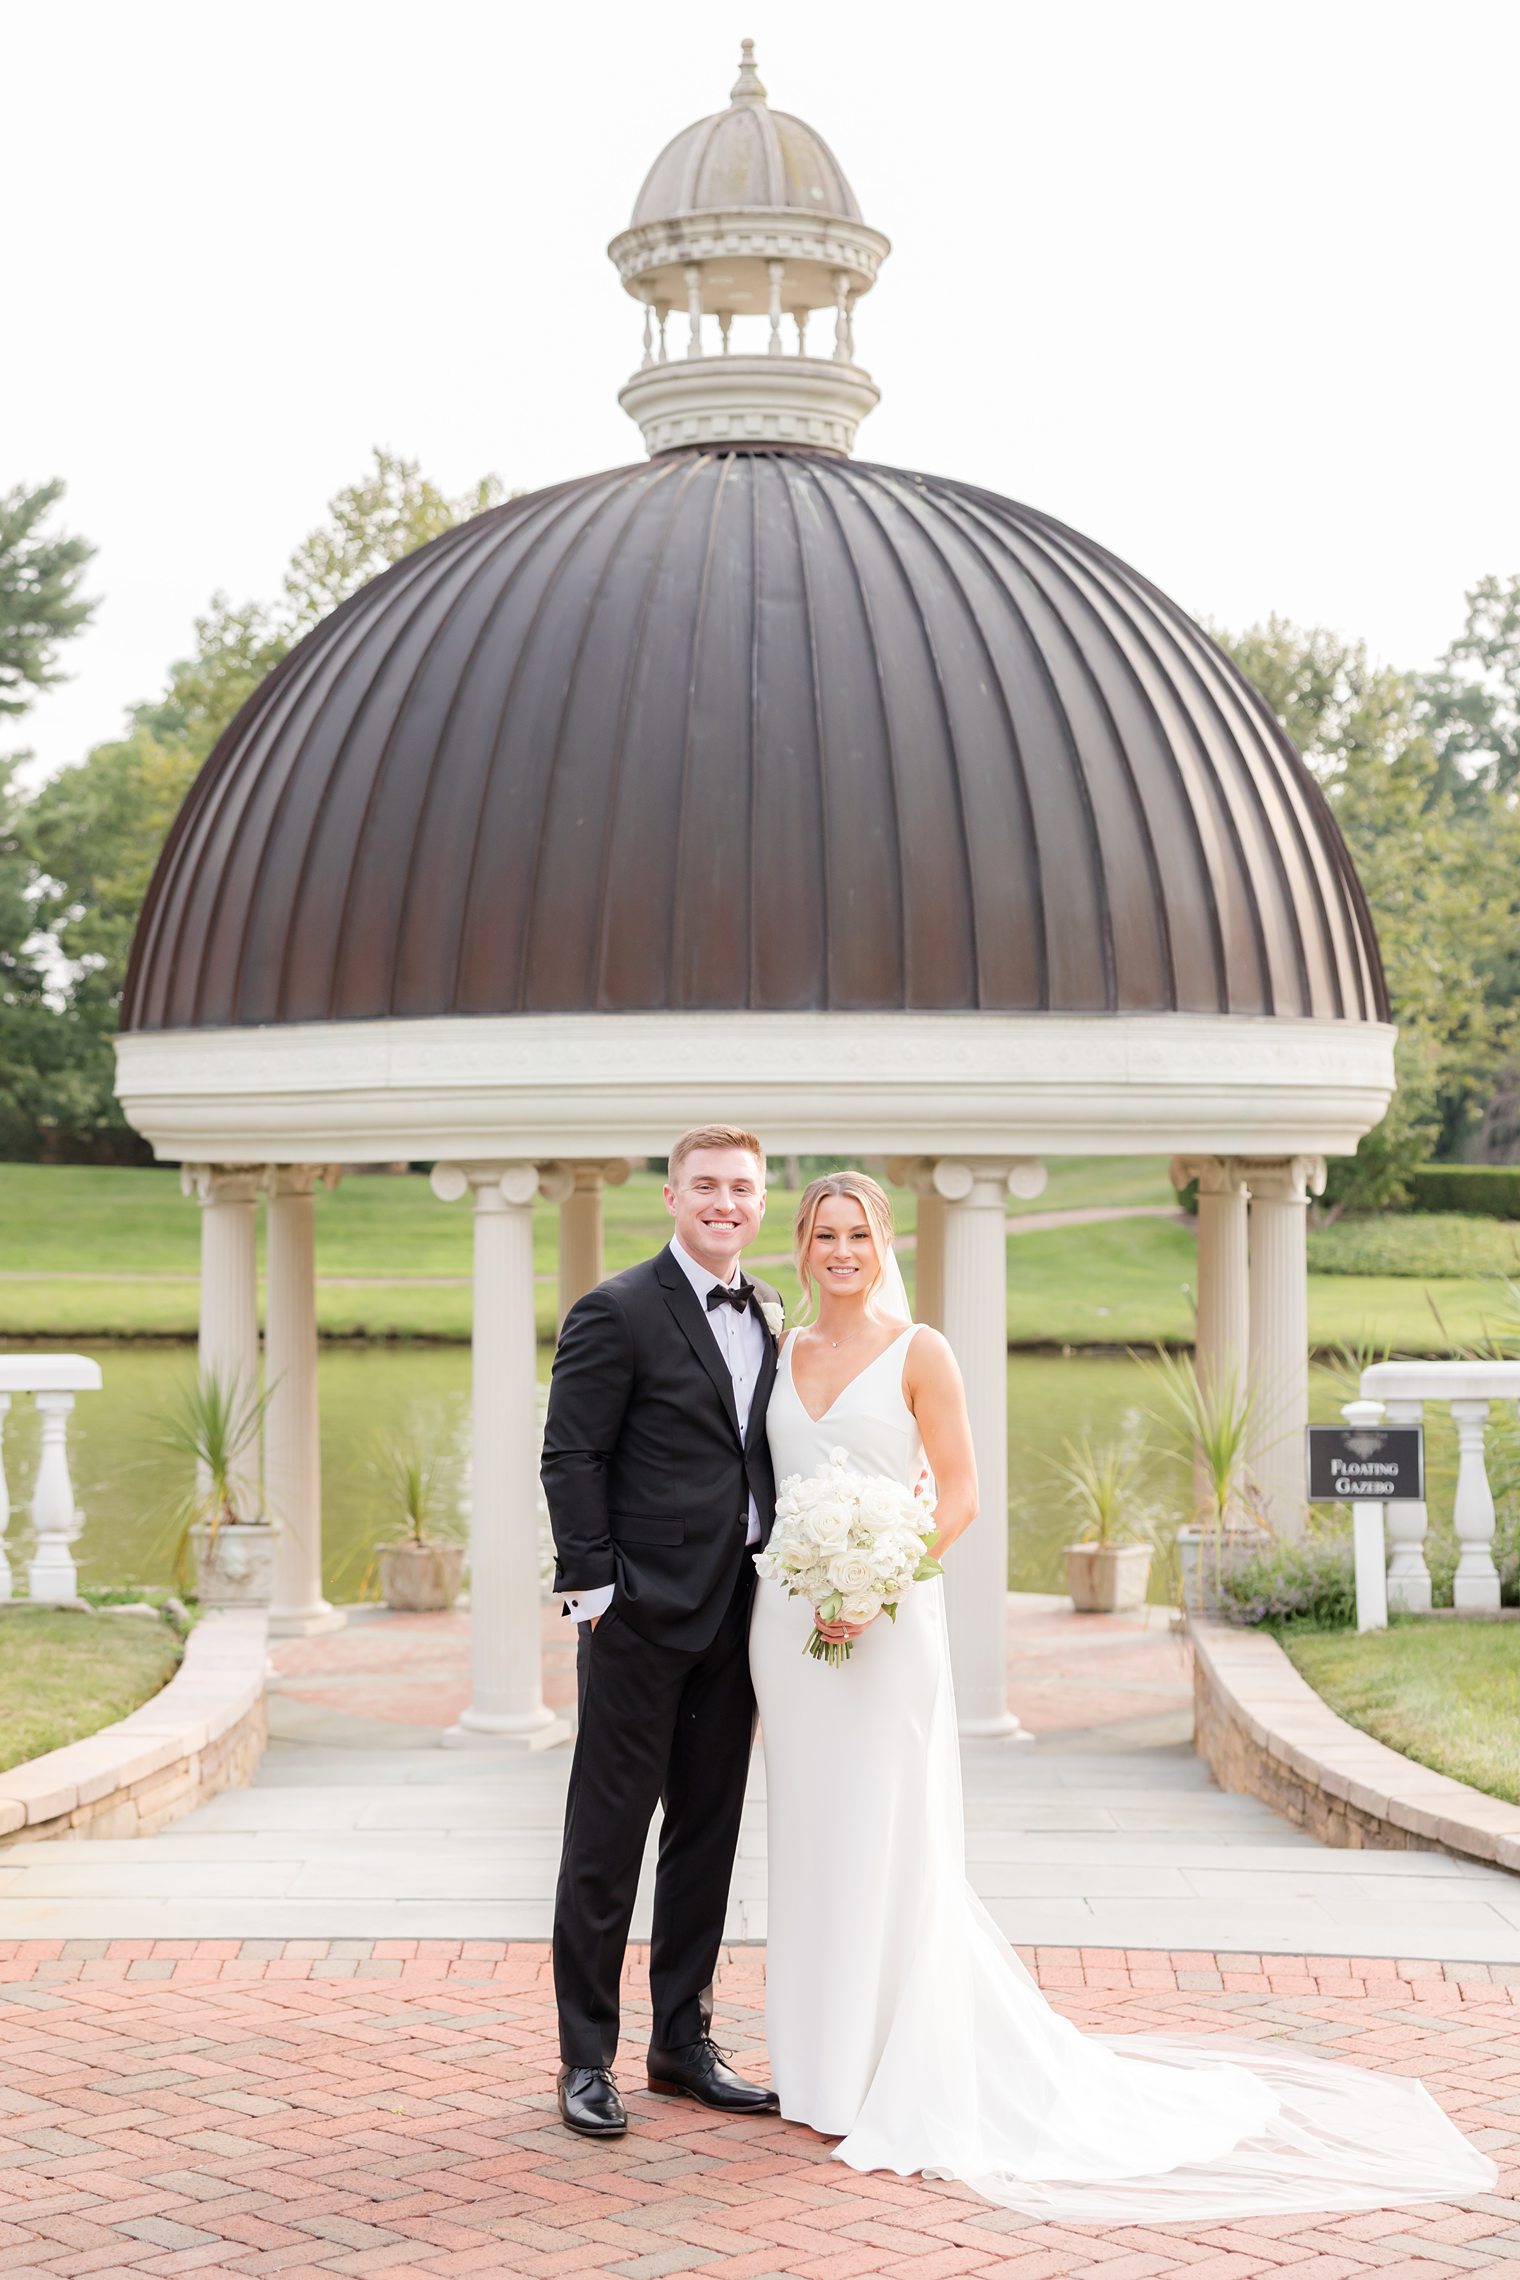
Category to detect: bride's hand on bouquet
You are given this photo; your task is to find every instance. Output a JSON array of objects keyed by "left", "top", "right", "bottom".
[{"left": 814, "top": 1608, "right": 876, "bottom": 1643}]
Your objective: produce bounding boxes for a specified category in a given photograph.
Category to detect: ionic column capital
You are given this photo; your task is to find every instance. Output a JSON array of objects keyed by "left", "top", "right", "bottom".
[
  {"left": 430, "top": 1160, "right": 551, "bottom": 1210},
  {"left": 1170, "top": 1154, "right": 1251, "bottom": 1199},
  {"left": 568, "top": 1157, "right": 634, "bottom": 1194},
  {"left": 1238, "top": 1154, "right": 1326, "bottom": 1203},
  {"left": 181, "top": 1162, "right": 263, "bottom": 1207},
  {"left": 929, "top": 1156, "right": 1047, "bottom": 1206},
  {"left": 264, "top": 1162, "right": 343, "bottom": 1200}
]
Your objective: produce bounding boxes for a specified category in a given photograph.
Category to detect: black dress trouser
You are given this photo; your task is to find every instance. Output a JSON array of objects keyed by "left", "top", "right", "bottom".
[{"left": 553, "top": 1559, "right": 757, "bottom": 2069}]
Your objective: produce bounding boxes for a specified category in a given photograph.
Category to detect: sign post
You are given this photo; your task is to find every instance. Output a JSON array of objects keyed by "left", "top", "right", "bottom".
[{"left": 1306, "top": 1403, "right": 1424, "bottom": 1634}]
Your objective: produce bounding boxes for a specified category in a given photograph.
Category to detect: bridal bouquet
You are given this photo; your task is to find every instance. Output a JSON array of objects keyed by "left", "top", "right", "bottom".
[{"left": 755, "top": 1447, "right": 942, "bottom": 1667}]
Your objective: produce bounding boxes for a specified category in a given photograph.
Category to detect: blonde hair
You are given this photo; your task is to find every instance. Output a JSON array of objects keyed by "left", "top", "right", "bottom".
[
  {"left": 793, "top": 1171, "right": 897, "bottom": 1324},
  {"left": 667, "top": 1124, "right": 766, "bottom": 1184}
]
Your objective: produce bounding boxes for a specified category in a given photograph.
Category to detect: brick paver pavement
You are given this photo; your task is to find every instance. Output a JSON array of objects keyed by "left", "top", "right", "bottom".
[{"left": 2, "top": 1940, "right": 1515, "bottom": 2278}]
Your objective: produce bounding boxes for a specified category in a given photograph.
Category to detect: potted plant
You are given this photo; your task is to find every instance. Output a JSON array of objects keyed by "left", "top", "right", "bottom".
[
  {"left": 1143, "top": 1349, "right": 1269, "bottom": 1616},
  {"left": 372, "top": 1441, "right": 465, "bottom": 1612},
  {"left": 157, "top": 1368, "right": 276, "bottom": 1608},
  {"left": 1048, "top": 1430, "right": 1157, "bottom": 1613}
]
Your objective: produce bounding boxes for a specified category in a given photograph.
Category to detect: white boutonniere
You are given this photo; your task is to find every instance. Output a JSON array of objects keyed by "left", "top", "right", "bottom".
[{"left": 759, "top": 1299, "right": 784, "bottom": 1341}]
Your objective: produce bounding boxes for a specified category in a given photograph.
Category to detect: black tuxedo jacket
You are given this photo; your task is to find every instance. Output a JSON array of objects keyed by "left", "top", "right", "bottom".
[{"left": 541, "top": 1245, "right": 781, "bottom": 1652}]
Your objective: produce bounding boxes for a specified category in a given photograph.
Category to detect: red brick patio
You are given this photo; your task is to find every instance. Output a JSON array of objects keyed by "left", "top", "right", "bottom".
[{"left": 2, "top": 1940, "right": 1516, "bottom": 2278}]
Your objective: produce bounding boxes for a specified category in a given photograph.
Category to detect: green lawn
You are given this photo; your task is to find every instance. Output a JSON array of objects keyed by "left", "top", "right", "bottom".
[
  {"left": 0, "top": 1159, "right": 1509, "bottom": 1352},
  {"left": 0, "top": 1607, "right": 183, "bottom": 1772},
  {"left": 1286, "top": 1621, "right": 1520, "bottom": 1806}
]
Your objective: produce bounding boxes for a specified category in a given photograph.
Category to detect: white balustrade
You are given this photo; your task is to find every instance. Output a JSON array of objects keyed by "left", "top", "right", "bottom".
[
  {"left": 0, "top": 1356, "right": 105, "bottom": 1603},
  {"left": 1360, "top": 1360, "right": 1520, "bottom": 1614}
]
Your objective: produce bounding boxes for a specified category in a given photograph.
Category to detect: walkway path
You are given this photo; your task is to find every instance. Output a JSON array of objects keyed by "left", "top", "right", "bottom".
[{"left": 5, "top": 1600, "right": 1520, "bottom": 1960}]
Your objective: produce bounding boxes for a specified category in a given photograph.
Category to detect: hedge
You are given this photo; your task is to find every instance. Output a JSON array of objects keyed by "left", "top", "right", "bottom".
[{"left": 1408, "top": 1165, "right": 1520, "bottom": 1218}]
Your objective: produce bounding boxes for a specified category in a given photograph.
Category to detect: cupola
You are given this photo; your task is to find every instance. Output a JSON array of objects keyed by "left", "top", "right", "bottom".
[{"left": 607, "top": 41, "right": 891, "bottom": 456}]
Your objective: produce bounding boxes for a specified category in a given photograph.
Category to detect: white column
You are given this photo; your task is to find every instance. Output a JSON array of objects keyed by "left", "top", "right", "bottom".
[
  {"left": 1383, "top": 1396, "right": 1432, "bottom": 1613},
  {"left": 1244, "top": 1155, "right": 1322, "bottom": 1542},
  {"left": 1172, "top": 1156, "right": 1250, "bottom": 1393},
  {"left": 684, "top": 263, "right": 703, "bottom": 358},
  {"left": 432, "top": 1161, "right": 567, "bottom": 1748},
  {"left": 265, "top": 1166, "right": 342, "bottom": 1636},
  {"left": 558, "top": 1159, "right": 630, "bottom": 1327},
  {"left": 0, "top": 1394, "right": 11, "bottom": 1601},
  {"left": 885, "top": 1158, "right": 946, "bottom": 1330},
  {"left": 184, "top": 1164, "right": 261, "bottom": 1517},
  {"left": 767, "top": 259, "right": 785, "bottom": 355},
  {"left": 934, "top": 1157, "right": 1040, "bottom": 1740},
  {"left": 1450, "top": 1399, "right": 1501, "bottom": 1611}
]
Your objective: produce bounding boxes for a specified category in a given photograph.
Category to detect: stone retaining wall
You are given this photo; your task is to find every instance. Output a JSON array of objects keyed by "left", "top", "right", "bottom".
[
  {"left": 0, "top": 1608, "right": 267, "bottom": 1846},
  {"left": 1192, "top": 1617, "right": 1520, "bottom": 1871}
]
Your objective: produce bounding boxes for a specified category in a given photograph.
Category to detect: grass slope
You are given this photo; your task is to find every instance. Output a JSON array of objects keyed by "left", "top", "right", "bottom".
[
  {"left": 1286, "top": 1621, "right": 1520, "bottom": 1807},
  {"left": 0, "top": 1160, "right": 1508, "bottom": 1351},
  {"left": 0, "top": 1608, "right": 183, "bottom": 1772}
]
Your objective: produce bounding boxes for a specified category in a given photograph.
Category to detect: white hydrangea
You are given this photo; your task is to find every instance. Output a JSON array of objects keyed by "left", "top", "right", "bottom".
[{"left": 757, "top": 1446, "right": 942, "bottom": 1667}]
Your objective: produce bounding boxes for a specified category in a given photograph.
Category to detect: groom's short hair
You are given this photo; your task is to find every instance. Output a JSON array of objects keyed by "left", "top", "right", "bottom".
[{"left": 668, "top": 1125, "right": 766, "bottom": 1184}]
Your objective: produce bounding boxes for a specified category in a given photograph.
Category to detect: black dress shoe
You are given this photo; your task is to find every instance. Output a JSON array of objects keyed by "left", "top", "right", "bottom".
[
  {"left": 557, "top": 2064, "right": 627, "bottom": 2137},
  {"left": 646, "top": 2036, "right": 779, "bottom": 2113}
]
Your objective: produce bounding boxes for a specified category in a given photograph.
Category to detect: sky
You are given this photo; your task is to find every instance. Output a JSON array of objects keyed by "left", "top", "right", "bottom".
[{"left": 8, "top": 0, "right": 1519, "bottom": 786}]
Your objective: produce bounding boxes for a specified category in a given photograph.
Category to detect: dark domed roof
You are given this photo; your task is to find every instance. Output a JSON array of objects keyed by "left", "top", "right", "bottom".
[{"left": 123, "top": 449, "right": 1386, "bottom": 1032}]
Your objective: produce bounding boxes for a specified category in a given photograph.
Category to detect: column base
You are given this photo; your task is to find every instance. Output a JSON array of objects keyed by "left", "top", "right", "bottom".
[
  {"left": 1387, "top": 1575, "right": 1433, "bottom": 1615},
  {"left": 957, "top": 1709, "right": 1033, "bottom": 1742},
  {"left": 28, "top": 1554, "right": 78, "bottom": 1603},
  {"left": 1454, "top": 1577, "right": 1501, "bottom": 1613},
  {"left": 267, "top": 1601, "right": 347, "bottom": 1638},
  {"left": 443, "top": 1706, "right": 570, "bottom": 1751}
]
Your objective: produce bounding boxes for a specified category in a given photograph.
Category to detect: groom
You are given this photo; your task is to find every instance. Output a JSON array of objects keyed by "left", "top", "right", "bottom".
[{"left": 542, "top": 1124, "right": 783, "bottom": 2138}]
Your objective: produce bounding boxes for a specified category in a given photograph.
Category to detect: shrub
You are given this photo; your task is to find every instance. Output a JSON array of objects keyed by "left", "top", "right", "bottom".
[
  {"left": 1307, "top": 1213, "right": 1520, "bottom": 1279},
  {"left": 1216, "top": 1526, "right": 1357, "bottom": 1631},
  {"left": 1409, "top": 1166, "right": 1520, "bottom": 1219}
]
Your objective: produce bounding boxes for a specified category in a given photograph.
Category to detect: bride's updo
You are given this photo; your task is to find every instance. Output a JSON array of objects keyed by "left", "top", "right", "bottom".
[{"left": 793, "top": 1171, "right": 897, "bottom": 1323}]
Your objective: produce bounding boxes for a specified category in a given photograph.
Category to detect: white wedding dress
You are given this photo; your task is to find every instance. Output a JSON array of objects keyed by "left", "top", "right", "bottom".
[{"left": 750, "top": 1324, "right": 1496, "bottom": 2221}]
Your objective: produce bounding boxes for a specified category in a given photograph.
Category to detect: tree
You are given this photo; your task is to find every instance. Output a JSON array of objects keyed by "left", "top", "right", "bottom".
[
  {"left": 21, "top": 448, "right": 505, "bottom": 1155},
  {"left": 1413, "top": 572, "right": 1520, "bottom": 800},
  {"left": 0, "top": 481, "right": 95, "bottom": 717},
  {"left": 1221, "top": 617, "right": 1520, "bottom": 1209}
]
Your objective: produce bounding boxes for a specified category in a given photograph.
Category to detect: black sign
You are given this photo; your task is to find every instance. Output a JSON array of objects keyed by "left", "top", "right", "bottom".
[{"left": 1307, "top": 1425, "right": 1423, "bottom": 1503}]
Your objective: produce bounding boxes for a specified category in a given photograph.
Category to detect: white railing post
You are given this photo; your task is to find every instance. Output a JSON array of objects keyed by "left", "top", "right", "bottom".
[
  {"left": 1383, "top": 1395, "right": 1432, "bottom": 1613},
  {"left": 0, "top": 1393, "right": 11, "bottom": 1601},
  {"left": 29, "top": 1392, "right": 82, "bottom": 1603},
  {"left": 1341, "top": 1399, "right": 1389, "bottom": 1632},
  {"left": 1450, "top": 1398, "right": 1501, "bottom": 1611}
]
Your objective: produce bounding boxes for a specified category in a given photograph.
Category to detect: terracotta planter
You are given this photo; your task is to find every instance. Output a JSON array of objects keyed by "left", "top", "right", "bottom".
[
  {"left": 1064, "top": 1540, "right": 1153, "bottom": 1614},
  {"left": 376, "top": 1540, "right": 466, "bottom": 1613},
  {"left": 188, "top": 1519, "right": 276, "bottom": 1609}
]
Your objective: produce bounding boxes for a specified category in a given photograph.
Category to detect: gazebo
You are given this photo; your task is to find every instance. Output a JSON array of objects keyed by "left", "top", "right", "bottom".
[{"left": 114, "top": 44, "right": 1394, "bottom": 1748}]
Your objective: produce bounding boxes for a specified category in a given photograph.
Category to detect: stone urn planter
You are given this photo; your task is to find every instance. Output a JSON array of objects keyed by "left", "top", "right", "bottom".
[
  {"left": 1177, "top": 1522, "right": 1269, "bottom": 1618},
  {"left": 376, "top": 1540, "right": 466, "bottom": 1613},
  {"left": 188, "top": 1518, "right": 276, "bottom": 1609},
  {"left": 1064, "top": 1539, "right": 1153, "bottom": 1614}
]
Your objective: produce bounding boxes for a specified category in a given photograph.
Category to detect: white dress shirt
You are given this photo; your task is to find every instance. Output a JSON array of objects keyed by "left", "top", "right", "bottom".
[{"left": 564, "top": 1234, "right": 765, "bottom": 1624}]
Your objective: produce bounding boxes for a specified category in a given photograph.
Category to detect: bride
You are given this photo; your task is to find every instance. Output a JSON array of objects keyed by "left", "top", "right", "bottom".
[{"left": 749, "top": 1169, "right": 1495, "bottom": 2222}]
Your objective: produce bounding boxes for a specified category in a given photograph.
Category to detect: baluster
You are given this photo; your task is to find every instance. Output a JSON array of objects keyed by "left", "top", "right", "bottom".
[
  {"left": 1450, "top": 1397, "right": 1501, "bottom": 1610},
  {"left": 767, "top": 260, "right": 785, "bottom": 356},
  {"left": 0, "top": 1392, "right": 11, "bottom": 1601},
  {"left": 656, "top": 304, "right": 669, "bottom": 364},
  {"left": 1383, "top": 1395, "right": 1432, "bottom": 1612},
  {"left": 640, "top": 297, "right": 654, "bottom": 370},
  {"left": 28, "top": 1390, "right": 81, "bottom": 1604},
  {"left": 684, "top": 264, "right": 703, "bottom": 359},
  {"left": 718, "top": 310, "right": 733, "bottom": 356},
  {"left": 795, "top": 309, "right": 809, "bottom": 356},
  {"left": 1341, "top": 1400, "right": 1389, "bottom": 1632},
  {"left": 833, "top": 270, "right": 851, "bottom": 362}
]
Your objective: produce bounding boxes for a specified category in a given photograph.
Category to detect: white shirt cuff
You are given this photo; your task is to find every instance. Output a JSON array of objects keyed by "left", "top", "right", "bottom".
[{"left": 564, "top": 1583, "right": 615, "bottom": 1624}]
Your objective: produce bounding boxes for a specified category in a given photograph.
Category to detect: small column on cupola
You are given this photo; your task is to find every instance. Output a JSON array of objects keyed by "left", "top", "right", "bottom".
[{"left": 607, "top": 39, "right": 892, "bottom": 456}]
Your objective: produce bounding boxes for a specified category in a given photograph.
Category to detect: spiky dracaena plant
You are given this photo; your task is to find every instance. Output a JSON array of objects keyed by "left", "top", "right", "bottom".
[
  {"left": 1141, "top": 1349, "right": 1268, "bottom": 1610},
  {"left": 153, "top": 1367, "right": 272, "bottom": 1585},
  {"left": 1045, "top": 1424, "right": 1159, "bottom": 1549}
]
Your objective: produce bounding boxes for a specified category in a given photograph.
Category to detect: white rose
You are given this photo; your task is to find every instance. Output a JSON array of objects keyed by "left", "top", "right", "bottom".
[
  {"left": 759, "top": 1299, "right": 784, "bottom": 1339},
  {"left": 828, "top": 1549, "right": 876, "bottom": 1595},
  {"left": 840, "top": 1593, "right": 881, "bottom": 1625},
  {"left": 806, "top": 1506, "right": 852, "bottom": 1554}
]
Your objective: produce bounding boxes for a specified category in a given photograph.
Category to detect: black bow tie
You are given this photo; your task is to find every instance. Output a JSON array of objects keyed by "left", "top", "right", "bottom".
[{"left": 706, "top": 1281, "right": 751, "bottom": 1314}]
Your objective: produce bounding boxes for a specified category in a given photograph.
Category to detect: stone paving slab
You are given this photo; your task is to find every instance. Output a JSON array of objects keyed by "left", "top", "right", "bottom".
[{"left": 0, "top": 1940, "right": 1515, "bottom": 2278}]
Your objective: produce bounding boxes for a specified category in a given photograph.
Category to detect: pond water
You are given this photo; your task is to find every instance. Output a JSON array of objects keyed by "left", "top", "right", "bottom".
[{"left": 0, "top": 1342, "right": 1424, "bottom": 1606}]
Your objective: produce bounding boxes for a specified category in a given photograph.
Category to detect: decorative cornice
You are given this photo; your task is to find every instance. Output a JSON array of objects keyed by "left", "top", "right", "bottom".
[
  {"left": 117, "top": 1011, "right": 1398, "bottom": 1168},
  {"left": 618, "top": 354, "right": 879, "bottom": 457}
]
